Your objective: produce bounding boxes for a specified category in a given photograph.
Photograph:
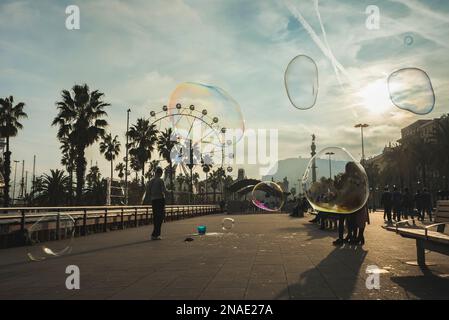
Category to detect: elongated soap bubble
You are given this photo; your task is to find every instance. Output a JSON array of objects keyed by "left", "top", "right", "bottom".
[
  {"left": 302, "top": 147, "right": 369, "bottom": 214},
  {"left": 251, "top": 181, "right": 285, "bottom": 212},
  {"left": 387, "top": 68, "right": 435, "bottom": 115},
  {"left": 284, "top": 54, "right": 319, "bottom": 110}
]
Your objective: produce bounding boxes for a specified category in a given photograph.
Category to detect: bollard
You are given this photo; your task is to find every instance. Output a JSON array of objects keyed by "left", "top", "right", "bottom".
[{"left": 120, "top": 208, "right": 124, "bottom": 229}]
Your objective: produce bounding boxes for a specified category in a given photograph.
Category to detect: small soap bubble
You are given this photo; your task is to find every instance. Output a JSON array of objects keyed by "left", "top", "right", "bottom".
[
  {"left": 26, "top": 213, "right": 75, "bottom": 261},
  {"left": 251, "top": 181, "right": 285, "bottom": 212},
  {"left": 222, "top": 218, "right": 235, "bottom": 231}
]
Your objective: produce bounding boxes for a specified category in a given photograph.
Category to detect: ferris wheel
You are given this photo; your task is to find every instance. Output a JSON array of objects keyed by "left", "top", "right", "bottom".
[{"left": 148, "top": 103, "right": 234, "bottom": 178}]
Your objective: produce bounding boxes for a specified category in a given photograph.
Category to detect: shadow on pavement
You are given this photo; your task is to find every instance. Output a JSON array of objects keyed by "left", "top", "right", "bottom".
[
  {"left": 275, "top": 246, "right": 368, "bottom": 299},
  {"left": 390, "top": 266, "right": 449, "bottom": 299}
]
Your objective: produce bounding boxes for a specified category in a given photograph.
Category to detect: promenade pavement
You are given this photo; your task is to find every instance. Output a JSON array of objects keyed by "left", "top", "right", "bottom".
[{"left": 0, "top": 211, "right": 448, "bottom": 300}]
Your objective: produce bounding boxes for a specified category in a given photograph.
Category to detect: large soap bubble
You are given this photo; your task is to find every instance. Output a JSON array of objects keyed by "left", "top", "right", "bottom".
[
  {"left": 302, "top": 147, "right": 369, "bottom": 214},
  {"left": 251, "top": 181, "right": 285, "bottom": 212},
  {"left": 26, "top": 213, "right": 75, "bottom": 261},
  {"left": 387, "top": 68, "right": 435, "bottom": 115},
  {"left": 168, "top": 82, "right": 245, "bottom": 146},
  {"left": 284, "top": 54, "right": 319, "bottom": 110}
]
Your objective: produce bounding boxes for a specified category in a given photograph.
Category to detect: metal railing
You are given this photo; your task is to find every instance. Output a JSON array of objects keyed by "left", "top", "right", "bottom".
[{"left": 0, "top": 204, "right": 221, "bottom": 248}]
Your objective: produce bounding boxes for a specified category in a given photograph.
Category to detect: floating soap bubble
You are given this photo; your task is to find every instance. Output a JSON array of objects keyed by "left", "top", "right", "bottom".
[
  {"left": 168, "top": 82, "right": 245, "bottom": 146},
  {"left": 251, "top": 181, "right": 285, "bottom": 212},
  {"left": 222, "top": 218, "right": 235, "bottom": 231},
  {"left": 284, "top": 54, "right": 319, "bottom": 110},
  {"left": 26, "top": 213, "right": 75, "bottom": 261},
  {"left": 387, "top": 68, "right": 435, "bottom": 115},
  {"left": 302, "top": 147, "right": 369, "bottom": 214}
]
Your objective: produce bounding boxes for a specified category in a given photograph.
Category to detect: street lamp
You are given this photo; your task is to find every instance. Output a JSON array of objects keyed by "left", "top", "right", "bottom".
[
  {"left": 124, "top": 108, "right": 131, "bottom": 205},
  {"left": 12, "top": 160, "right": 19, "bottom": 205},
  {"left": 325, "top": 151, "right": 335, "bottom": 180},
  {"left": 355, "top": 123, "right": 369, "bottom": 162}
]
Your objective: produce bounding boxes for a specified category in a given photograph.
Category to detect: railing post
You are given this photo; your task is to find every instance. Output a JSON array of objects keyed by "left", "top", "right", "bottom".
[
  {"left": 134, "top": 207, "right": 138, "bottom": 227},
  {"left": 20, "top": 209, "right": 26, "bottom": 232},
  {"left": 82, "top": 209, "right": 87, "bottom": 236},
  {"left": 103, "top": 208, "right": 108, "bottom": 232},
  {"left": 121, "top": 208, "right": 124, "bottom": 229},
  {"left": 56, "top": 210, "right": 61, "bottom": 240},
  {"left": 146, "top": 207, "right": 149, "bottom": 224}
]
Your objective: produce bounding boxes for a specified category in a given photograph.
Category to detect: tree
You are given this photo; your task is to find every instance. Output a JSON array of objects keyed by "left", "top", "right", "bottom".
[
  {"left": 127, "top": 118, "right": 158, "bottom": 186},
  {"left": 99, "top": 133, "right": 121, "bottom": 182},
  {"left": 0, "top": 96, "right": 27, "bottom": 207},
  {"left": 115, "top": 162, "right": 125, "bottom": 181},
  {"left": 157, "top": 128, "right": 177, "bottom": 202},
  {"left": 60, "top": 136, "right": 76, "bottom": 204},
  {"left": 53, "top": 84, "right": 109, "bottom": 204},
  {"left": 176, "top": 173, "right": 186, "bottom": 192},
  {"left": 35, "top": 169, "right": 69, "bottom": 206}
]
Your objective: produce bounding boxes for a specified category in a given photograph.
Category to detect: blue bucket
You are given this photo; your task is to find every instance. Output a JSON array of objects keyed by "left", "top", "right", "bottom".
[{"left": 197, "top": 225, "right": 206, "bottom": 235}]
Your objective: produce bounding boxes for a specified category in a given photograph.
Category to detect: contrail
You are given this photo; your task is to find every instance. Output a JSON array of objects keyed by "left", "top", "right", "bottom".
[
  {"left": 313, "top": 0, "right": 342, "bottom": 85},
  {"left": 284, "top": 0, "right": 351, "bottom": 84}
]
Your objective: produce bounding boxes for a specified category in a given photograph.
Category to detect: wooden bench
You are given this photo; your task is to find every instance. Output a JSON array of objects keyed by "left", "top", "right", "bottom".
[{"left": 388, "top": 200, "right": 449, "bottom": 266}]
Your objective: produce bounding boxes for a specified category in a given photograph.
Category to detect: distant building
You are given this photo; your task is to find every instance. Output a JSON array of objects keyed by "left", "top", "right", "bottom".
[{"left": 399, "top": 118, "right": 439, "bottom": 144}]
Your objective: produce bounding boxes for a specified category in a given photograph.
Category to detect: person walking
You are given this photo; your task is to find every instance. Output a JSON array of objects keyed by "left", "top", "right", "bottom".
[
  {"left": 402, "top": 188, "right": 413, "bottom": 219},
  {"left": 414, "top": 189, "right": 423, "bottom": 221},
  {"left": 381, "top": 186, "right": 393, "bottom": 223},
  {"left": 392, "top": 186, "right": 403, "bottom": 221},
  {"left": 422, "top": 188, "right": 433, "bottom": 221},
  {"left": 147, "top": 167, "right": 168, "bottom": 240},
  {"left": 352, "top": 204, "right": 370, "bottom": 245}
]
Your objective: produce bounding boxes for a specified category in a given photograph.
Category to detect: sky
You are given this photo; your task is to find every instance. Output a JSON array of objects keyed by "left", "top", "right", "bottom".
[{"left": 1, "top": 0, "right": 448, "bottom": 186}]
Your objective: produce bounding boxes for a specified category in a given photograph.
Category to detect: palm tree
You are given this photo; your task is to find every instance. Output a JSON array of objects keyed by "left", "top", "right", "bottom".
[
  {"left": 157, "top": 128, "right": 177, "bottom": 201},
  {"left": 201, "top": 154, "right": 213, "bottom": 202},
  {"left": 209, "top": 169, "right": 220, "bottom": 203},
  {"left": 60, "top": 136, "right": 76, "bottom": 204},
  {"left": 0, "top": 96, "right": 27, "bottom": 207},
  {"left": 35, "top": 169, "right": 69, "bottom": 206},
  {"left": 52, "top": 84, "right": 109, "bottom": 204},
  {"left": 86, "top": 165, "right": 101, "bottom": 190},
  {"left": 99, "top": 133, "right": 121, "bottom": 183},
  {"left": 129, "top": 154, "right": 141, "bottom": 183},
  {"left": 176, "top": 173, "right": 186, "bottom": 192},
  {"left": 127, "top": 118, "right": 158, "bottom": 186},
  {"left": 115, "top": 162, "right": 125, "bottom": 181}
]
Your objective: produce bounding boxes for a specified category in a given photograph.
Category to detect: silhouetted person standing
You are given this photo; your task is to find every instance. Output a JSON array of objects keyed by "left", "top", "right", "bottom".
[
  {"left": 147, "top": 167, "right": 167, "bottom": 240},
  {"left": 392, "top": 186, "right": 403, "bottom": 221},
  {"left": 381, "top": 186, "right": 393, "bottom": 223},
  {"left": 422, "top": 188, "right": 433, "bottom": 221},
  {"left": 402, "top": 188, "right": 413, "bottom": 219},
  {"left": 414, "top": 189, "right": 423, "bottom": 221}
]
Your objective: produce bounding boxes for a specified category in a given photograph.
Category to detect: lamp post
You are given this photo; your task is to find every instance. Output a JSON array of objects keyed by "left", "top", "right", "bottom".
[
  {"left": 12, "top": 160, "right": 19, "bottom": 205},
  {"left": 325, "top": 151, "right": 335, "bottom": 180},
  {"left": 124, "top": 108, "right": 131, "bottom": 205},
  {"left": 355, "top": 123, "right": 369, "bottom": 162}
]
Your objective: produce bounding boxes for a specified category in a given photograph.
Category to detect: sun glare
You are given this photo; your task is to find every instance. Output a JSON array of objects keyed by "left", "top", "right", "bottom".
[{"left": 357, "top": 80, "right": 392, "bottom": 115}]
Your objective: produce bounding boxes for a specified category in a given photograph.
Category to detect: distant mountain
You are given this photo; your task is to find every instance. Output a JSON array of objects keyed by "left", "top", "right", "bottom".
[{"left": 262, "top": 156, "right": 347, "bottom": 194}]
